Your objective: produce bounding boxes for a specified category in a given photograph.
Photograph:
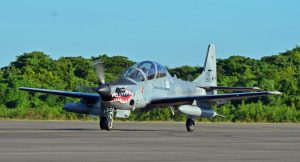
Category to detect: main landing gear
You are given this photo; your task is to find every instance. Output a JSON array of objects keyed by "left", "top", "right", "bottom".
[
  {"left": 186, "top": 118, "right": 195, "bottom": 132},
  {"left": 99, "top": 108, "right": 114, "bottom": 131}
]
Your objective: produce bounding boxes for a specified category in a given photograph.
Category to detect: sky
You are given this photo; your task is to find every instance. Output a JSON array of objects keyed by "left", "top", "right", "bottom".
[{"left": 0, "top": 0, "right": 300, "bottom": 68}]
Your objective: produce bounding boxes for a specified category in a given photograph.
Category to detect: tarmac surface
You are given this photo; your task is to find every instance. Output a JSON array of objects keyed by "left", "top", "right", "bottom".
[{"left": 0, "top": 121, "right": 299, "bottom": 162}]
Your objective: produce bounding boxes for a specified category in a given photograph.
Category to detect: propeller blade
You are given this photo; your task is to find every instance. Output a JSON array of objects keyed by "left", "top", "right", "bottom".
[
  {"left": 93, "top": 60, "right": 105, "bottom": 85},
  {"left": 97, "top": 84, "right": 111, "bottom": 98}
]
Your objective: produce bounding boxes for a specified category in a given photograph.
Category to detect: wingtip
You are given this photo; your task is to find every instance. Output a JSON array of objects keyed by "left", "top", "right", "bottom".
[
  {"left": 19, "top": 87, "right": 34, "bottom": 91},
  {"left": 252, "top": 87, "right": 261, "bottom": 90},
  {"left": 268, "top": 91, "right": 282, "bottom": 95}
]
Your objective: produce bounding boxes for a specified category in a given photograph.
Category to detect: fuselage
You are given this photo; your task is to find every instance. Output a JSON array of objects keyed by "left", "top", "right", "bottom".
[{"left": 103, "top": 61, "right": 207, "bottom": 110}]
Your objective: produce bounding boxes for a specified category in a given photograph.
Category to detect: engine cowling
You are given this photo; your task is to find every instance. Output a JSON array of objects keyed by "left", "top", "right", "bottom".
[{"left": 178, "top": 105, "right": 217, "bottom": 118}]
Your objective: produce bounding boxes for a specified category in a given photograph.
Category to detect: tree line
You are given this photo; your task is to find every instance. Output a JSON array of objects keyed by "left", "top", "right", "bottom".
[{"left": 0, "top": 47, "right": 299, "bottom": 122}]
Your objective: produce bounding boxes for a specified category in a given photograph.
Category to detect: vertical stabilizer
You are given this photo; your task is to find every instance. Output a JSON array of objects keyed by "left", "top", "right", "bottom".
[{"left": 193, "top": 44, "right": 217, "bottom": 89}]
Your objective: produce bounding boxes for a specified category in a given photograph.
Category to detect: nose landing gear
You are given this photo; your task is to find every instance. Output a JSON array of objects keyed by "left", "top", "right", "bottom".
[{"left": 99, "top": 108, "right": 114, "bottom": 131}]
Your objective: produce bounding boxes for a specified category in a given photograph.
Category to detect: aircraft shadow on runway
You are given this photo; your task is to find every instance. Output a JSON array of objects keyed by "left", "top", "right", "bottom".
[{"left": 39, "top": 128, "right": 183, "bottom": 132}]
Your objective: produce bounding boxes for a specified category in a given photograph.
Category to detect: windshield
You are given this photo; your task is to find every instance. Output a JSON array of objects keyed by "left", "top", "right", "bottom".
[
  {"left": 124, "top": 61, "right": 168, "bottom": 82},
  {"left": 125, "top": 68, "right": 145, "bottom": 82}
]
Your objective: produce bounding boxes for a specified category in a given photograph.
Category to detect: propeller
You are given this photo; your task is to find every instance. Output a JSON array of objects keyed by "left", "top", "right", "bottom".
[
  {"left": 93, "top": 60, "right": 105, "bottom": 85},
  {"left": 93, "top": 60, "right": 111, "bottom": 98}
]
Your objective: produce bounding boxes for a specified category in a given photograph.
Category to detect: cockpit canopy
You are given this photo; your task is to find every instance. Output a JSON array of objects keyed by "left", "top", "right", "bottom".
[{"left": 124, "top": 61, "right": 169, "bottom": 82}]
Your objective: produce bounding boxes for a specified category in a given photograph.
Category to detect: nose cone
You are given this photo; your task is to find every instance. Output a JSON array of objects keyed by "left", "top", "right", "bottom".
[
  {"left": 97, "top": 84, "right": 111, "bottom": 97},
  {"left": 102, "top": 86, "right": 135, "bottom": 110}
]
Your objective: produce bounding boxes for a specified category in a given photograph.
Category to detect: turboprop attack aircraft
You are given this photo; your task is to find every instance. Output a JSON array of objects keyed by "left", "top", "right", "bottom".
[{"left": 19, "top": 45, "right": 282, "bottom": 132}]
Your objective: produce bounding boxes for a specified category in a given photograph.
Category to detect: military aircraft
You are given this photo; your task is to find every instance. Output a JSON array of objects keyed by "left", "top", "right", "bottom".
[{"left": 19, "top": 44, "right": 281, "bottom": 132}]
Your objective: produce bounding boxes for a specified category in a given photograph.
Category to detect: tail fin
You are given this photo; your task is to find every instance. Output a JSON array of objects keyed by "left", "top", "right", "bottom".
[{"left": 193, "top": 44, "right": 217, "bottom": 88}]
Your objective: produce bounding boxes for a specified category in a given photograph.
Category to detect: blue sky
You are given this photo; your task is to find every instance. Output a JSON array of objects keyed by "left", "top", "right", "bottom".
[{"left": 0, "top": 0, "right": 299, "bottom": 67}]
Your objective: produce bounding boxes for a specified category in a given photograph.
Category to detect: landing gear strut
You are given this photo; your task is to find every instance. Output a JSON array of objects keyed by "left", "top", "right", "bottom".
[
  {"left": 99, "top": 108, "right": 114, "bottom": 131},
  {"left": 186, "top": 118, "right": 195, "bottom": 132}
]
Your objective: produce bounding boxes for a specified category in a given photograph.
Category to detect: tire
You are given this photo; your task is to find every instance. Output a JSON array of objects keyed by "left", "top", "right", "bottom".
[
  {"left": 100, "top": 117, "right": 113, "bottom": 131},
  {"left": 99, "top": 117, "right": 106, "bottom": 130},
  {"left": 186, "top": 118, "right": 195, "bottom": 132}
]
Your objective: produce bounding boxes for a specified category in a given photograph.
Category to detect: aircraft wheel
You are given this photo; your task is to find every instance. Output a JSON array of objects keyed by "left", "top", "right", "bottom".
[
  {"left": 99, "top": 117, "right": 113, "bottom": 130},
  {"left": 186, "top": 118, "right": 195, "bottom": 132},
  {"left": 99, "top": 117, "right": 106, "bottom": 130},
  {"left": 101, "top": 108, "right": 114, "bottom": 131}
]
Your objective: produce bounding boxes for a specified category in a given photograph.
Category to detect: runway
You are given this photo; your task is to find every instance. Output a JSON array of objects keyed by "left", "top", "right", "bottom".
[{"left": 0, "top": 121, "right": 299, "bottom": 162}]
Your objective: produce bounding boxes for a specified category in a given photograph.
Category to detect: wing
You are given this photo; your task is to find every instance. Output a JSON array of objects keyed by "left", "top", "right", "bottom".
[
  {"left": 19, "top": 87, "right": 100, "bottom": 100},
  {"left": 200, "top": 86, "right": 261, "bottom": 92},
  {"left": 151, "top": 91, "right": 282, "bottom": 106}
]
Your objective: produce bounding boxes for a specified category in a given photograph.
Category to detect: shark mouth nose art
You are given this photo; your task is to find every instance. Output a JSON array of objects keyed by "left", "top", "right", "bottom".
[{"left": 110, "top": 87, "right": 134, "bottom": 104}]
